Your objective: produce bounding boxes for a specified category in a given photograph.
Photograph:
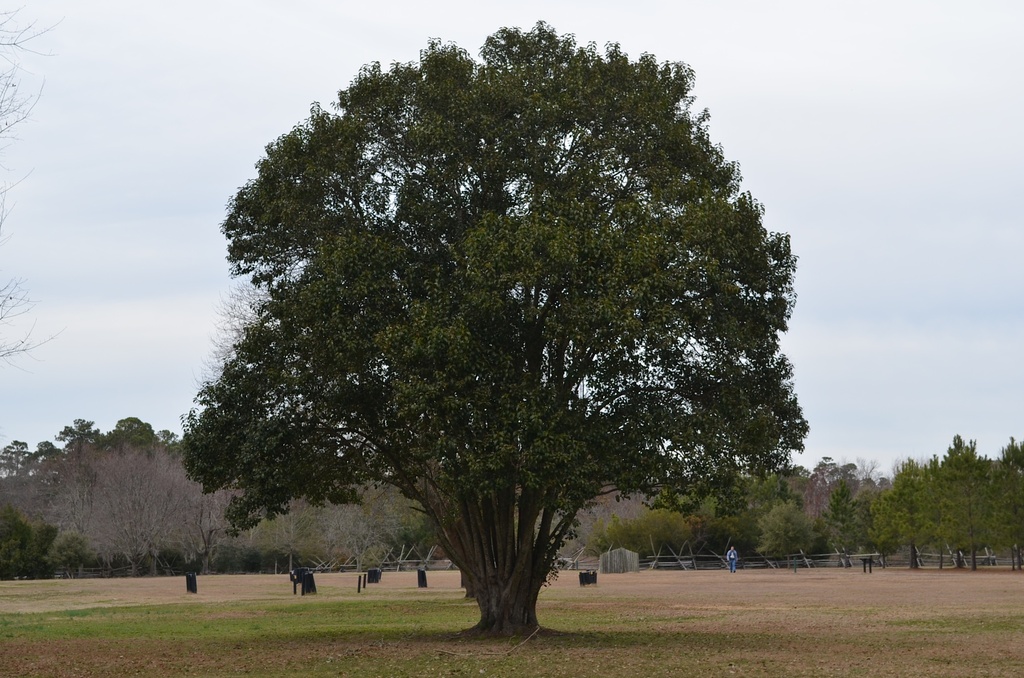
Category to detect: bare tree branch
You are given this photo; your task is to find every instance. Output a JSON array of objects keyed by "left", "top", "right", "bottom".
[{"left": 0, "top": 8, "right": 56, "bottom": 364}]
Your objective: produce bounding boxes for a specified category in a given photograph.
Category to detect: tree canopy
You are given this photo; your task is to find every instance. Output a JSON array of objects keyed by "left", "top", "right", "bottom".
[{"left": 182, "top": 23, "right": 807, "bottom": 634}]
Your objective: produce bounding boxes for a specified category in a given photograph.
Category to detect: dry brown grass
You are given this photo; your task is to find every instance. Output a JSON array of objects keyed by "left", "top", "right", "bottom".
[{"left": 1, "top": 567, "right": 1023, "bottom": 676}]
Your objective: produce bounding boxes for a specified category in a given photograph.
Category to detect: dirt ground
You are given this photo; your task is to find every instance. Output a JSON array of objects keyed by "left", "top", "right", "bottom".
[
  {"left": 1, "top": 566, "right": 1020, "bottom": 614},
  {"left": 0, "top": 570, "right": 467, "bottom": 614},
  {"left": 2, "top": 567, "right": 1023, "bottom": 676}
]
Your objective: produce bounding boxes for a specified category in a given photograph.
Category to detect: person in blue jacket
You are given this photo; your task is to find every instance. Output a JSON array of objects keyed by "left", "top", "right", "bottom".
[{"left": 727, "top": 546, "right": 738, "bottom": 573}]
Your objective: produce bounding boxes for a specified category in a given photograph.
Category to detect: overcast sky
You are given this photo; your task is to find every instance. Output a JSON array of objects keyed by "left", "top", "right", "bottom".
[{"left": 1, "top": 0, "right": 1021, "bottom": 474}]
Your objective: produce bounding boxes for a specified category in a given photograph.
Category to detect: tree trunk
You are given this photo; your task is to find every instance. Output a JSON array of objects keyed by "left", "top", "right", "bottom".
[
  {"left": 422, "top": 485, "right": 573, "bottom": 635},
  {"left": 202, "top": 531, "right": 213, "bottom": 575},
  {"left": 470, "top": 568, "right": 543, "bottom": 634},
  {"left": 909, "top": 542, "right": 918, "bottom": 569}
]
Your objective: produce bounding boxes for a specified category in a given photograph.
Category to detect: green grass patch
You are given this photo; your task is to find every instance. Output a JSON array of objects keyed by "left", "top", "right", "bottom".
[
  {"left": 3, "top": 571, "right": 1024, "bottom": 677},
  {"left": 0, "top": 597, "right": 479, "bottom": 642}
]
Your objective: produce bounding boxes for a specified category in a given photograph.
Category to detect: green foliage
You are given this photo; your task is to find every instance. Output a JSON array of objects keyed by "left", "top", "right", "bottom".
[
  {"left": 211, "top": 542, "right": 264, "bottom": 573},
  {"left": 937, "top": 436, "right": 995, "bottom": 569},
  {"left": 993, "top": 438, "right": 1024, "bottom": 550},
  {"left": 822, "top": 479, "right": 859, "bottom": 549},
  {"left": 33, "top": 440, "right": 59, "bottom": 460},
  {"left": 99, "top": 417, "right": 159, "bottom": 452},
  {"left": 182, "top": 22, "right": 806, "bottom": 631},
  {"left": 747, "top": 472, "right": 803, "bottom": 511},
  {"left": 589, "top": 508, "right": 692, "bottom": 557},
  {"left": 652, "top": 471, "right": 804, "bottom": 554},
  {"left": 0, "top": 505, "right": 57, "bottom": 579},
  {"left": 0, "top": 440, "right": 30, "bottom": 477},
  {"left": 757, "top": 500, "right": 814, "bottom": 558},
  {"left": 55, "top": 419, "right": 100, "bottom": 453},
  {"left": 869, "top": 436, "right": 1020, "bottom": 566},
  {"left": 392, "top": 505, "right": 435, "bottom": 554},
  {"left": 870, "top": 458, "right": 930, "bottom": 557},
  {"left": 47, "top": 532, "right": 95, "bottom": 575}
]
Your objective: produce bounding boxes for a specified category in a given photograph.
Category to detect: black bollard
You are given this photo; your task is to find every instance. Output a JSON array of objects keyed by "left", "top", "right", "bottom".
[
  {"left": 301, "top": 570, "right": 317, "bottom": 595},
  {"left": 417, "top": 568, "right": 427, "bottom": 588},
  {"left": 185, "top": 572, "right": 197, "bottom": 594}
]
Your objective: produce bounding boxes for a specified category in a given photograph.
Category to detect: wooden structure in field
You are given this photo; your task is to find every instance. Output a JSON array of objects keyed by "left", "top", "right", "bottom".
[{"left": 600, "top": 547, "right": 640, "bottom": 573}]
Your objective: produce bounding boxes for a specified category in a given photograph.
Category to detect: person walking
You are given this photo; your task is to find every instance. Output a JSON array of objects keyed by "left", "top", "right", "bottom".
[{"left": 727, "top": 546, "right": 738, "bottom": 573}]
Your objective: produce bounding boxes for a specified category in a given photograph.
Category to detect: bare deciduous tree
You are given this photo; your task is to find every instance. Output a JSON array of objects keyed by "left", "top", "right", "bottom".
[
  {"left": 44, "top": 444, "right": 98, "bottom": 536},
  {"left": 0, "top": 9, "right": 53, "bottom": 364},
  {"left": 178, "top": 483, "right": 233, "bottom": 574},
  {"left": 200, "top": 282, "right": 267, "bottom": 379},
  {"left": 256, "top": 502, "right": 316, "bottom": 573},
  {"left": 91, "top": 449, "right": 189, "bottom": 576},
  {"left": 314, "top": 487, "right": 406, "bottom": 572}
]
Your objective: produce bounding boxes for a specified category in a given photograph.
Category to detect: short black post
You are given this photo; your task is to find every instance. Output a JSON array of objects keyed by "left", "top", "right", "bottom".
[
  {"left": 357, "top": 574, "right": 362, "bottom": 593},
  {"left": 302, "top": 570, "right": 317, "bottom": 595},
  {"left": 185, "top": 572, "right": 197, "bottom": 594},
  {"left": 417, "top": 568, "right": 427, "bottom": 588}
]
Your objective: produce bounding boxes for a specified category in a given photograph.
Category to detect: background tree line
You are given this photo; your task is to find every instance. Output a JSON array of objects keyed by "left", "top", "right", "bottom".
[
  {"left": 585, "top": 436, "right": 1024, "bottom": 571},
  {"left": 0, "top": 417, "right": 432, "bottom": 579},
  {"left": 5, "top": 422, "right": 1020, "bottom": 578}
]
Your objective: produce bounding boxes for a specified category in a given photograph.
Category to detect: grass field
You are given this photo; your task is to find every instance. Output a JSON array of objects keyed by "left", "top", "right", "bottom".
[{"left": 1, "top": 567, "right": 1023, "bottom": 677}]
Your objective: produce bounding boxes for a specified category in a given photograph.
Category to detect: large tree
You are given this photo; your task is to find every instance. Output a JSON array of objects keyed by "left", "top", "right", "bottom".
[
  {"left": 937, "top": 436, "right": 994, "bottom": 570},
  {"left": 822, "top": 479, "right": 859, "bottom": 551},
  {"left": 994, "top": 438, "right": 1024, "bottom": 569},
  {"left": 182, "top": 23, "right": 806, "bottom": 634},
  {"left": 757, "top": 500, "right": 814, "bottom": 568},
  {"left": 0, "top": 504, "right": 56, "bottom": 579},
  {"left": 870, "top": 458, "right": 931, "bottom": 567},
  {"left": 91, "top": 447, "right": 189, "bottom": 576}
]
